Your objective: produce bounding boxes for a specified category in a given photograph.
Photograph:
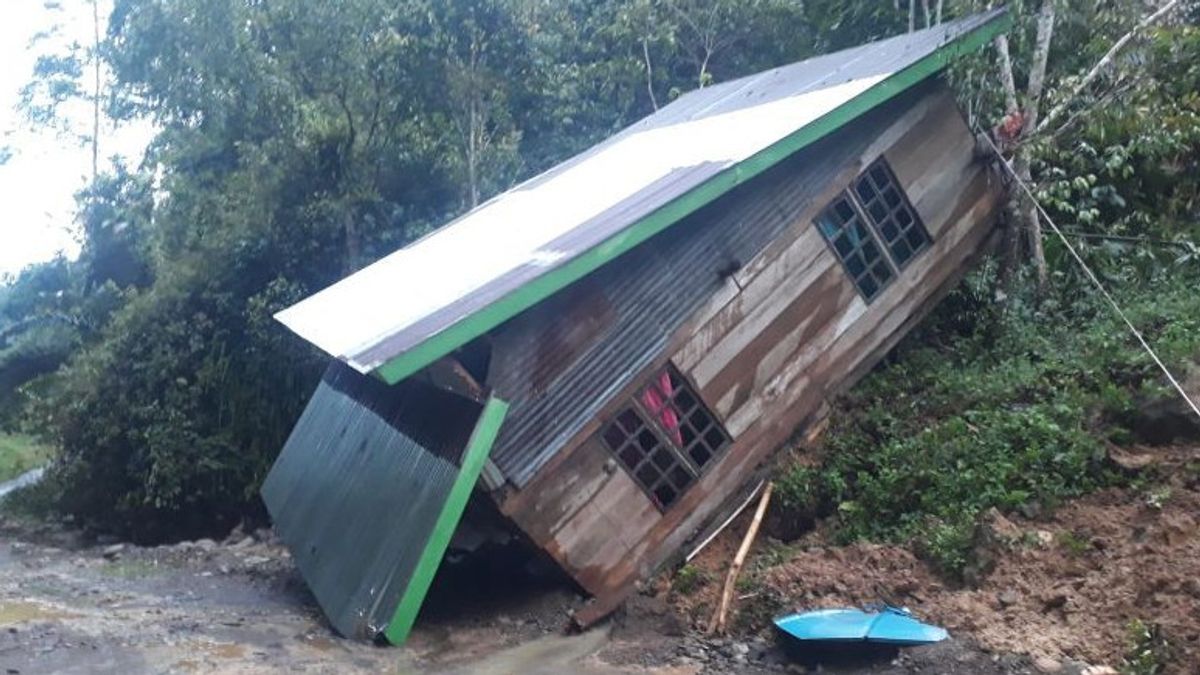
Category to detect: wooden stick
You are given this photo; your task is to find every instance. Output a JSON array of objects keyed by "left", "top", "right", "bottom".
[{"left": 708, "top": 482, "right": 773, "bottom": 635}]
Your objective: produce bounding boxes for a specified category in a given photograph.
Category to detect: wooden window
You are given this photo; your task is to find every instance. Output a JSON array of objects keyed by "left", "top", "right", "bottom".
[
  {"left": 816, "top": 159, "right": 930, "bottom": 301},
  {"left": 853, "top": 161, "right": 930, "bottom": 268},
  {"left": 815, "top": 195, "right": 894, "bottom": 301},
  {"left": 597, "top": 366, "right": 731, "bottom": 510}
]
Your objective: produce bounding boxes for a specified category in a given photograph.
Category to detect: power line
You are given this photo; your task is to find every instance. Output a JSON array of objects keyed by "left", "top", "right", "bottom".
[{"left": 982, "top": 132, "right": 1200, "bottom": 421}]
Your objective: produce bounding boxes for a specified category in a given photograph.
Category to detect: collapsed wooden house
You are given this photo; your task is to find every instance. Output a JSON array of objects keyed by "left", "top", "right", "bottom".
[{"left": 262, "top": 9, "right": 1011, "bottom": 645}]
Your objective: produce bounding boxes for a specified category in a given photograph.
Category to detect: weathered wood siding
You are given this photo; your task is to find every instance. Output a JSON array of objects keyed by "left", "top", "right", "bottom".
[{"left": 499, "top": 81, "right": 1003, "bottom": 610}]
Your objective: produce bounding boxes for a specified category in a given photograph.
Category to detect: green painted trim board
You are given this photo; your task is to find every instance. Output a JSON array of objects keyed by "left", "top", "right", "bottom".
[
  {"left": 373, "top": 11, "right": 1010, "bottom": 385},
  {"left": 382, "top": 396, "right": 510, "bottom": 644}
]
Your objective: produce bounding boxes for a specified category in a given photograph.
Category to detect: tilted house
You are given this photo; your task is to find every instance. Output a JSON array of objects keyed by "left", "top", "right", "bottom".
[{"left": 262, "top": 9, "right": 1011, "bottom": 645}]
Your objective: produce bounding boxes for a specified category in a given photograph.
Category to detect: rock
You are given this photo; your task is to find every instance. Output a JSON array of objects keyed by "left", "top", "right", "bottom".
[
  {"left": 997, "top": 589, "right": 1020, "bottom": 608},
  {"left": 1041, "top": 591, "right": 1069, "bottom": 611},
  {"left": 1034, "top": 655, "right": 1063, "bottom": 673},
  {"left": 102, "top": 544, "right": 125, "bottom": 560},
  {"left": 1129, "top": 365, "right": 1200, "bottom": 444},
  {"left": 1160, "top": 512, "right": 1197, "bottom": 546},
  {"left": 225, "top": 523, "right": 246, "bottom": 544},
  {"left": 1106, "top": 446, "right": 1155, "bottom": 471},
  {"left": 218, "top": 564, "right": 231, "bottom": 575},
  {"left": 964, "top": 508, "right": 1024, "bottom": 586},
  {"left": 731, "top": 642, "right": 750, "bottom": 656},
  {"left": 195, "top": 538, "right": 218, "bottom": 552},
  {"left": 231, "top": 536, "right": 256, "bottom": 550},
  {"left": 1035, "top": 530, "right": 1055, "bottom": 548},
  {"left": 1081, "top": 667, "right": 1118, "bottom": 675},
  {"left": 243, "top": 555, "right": 270, "bottom": 566}
]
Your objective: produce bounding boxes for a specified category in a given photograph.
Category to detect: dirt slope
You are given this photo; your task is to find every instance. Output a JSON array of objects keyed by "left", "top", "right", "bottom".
[{"left": 673, "top": 446, "right": 1200, "bottom": 673}]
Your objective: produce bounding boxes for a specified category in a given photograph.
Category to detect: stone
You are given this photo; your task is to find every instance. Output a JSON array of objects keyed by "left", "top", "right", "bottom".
[
  {"left": 231, "top": 536, "right": 256, "bottom": 550},
  {"left": 195, "top": 538, "right": 218, "bottom": 552},
  {"left": 102, "top": 544, "right": 125, "bottom": 560},
  {"left": 731, "top": 642, "right": 750, "bottom": 656},
  {"left": 1034, "top": 655, "right": 1063, "bottom": 673},
  {"left": 1081, "top": 667, "right": 1118, "bottom": 675},
  {"left": 997, "top": 589, "right": 1020, "bottom": 608},
  {"left": 964, "top": 508, "right": 1024, "bottom": 586},
  {"left": 243, "top": 556, "right": 270, "bottom": 566}
]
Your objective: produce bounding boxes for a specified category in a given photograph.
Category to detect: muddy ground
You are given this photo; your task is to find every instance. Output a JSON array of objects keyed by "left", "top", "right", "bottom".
[
  {"left": 1, "top": 446, "right": 1193, "bottom": 673},
  {"left": 0, "top": 518, "right": 1034, "bottom": 675},
  {"left": 670, "top": 444, "right": 1200, "bottom": 675}
]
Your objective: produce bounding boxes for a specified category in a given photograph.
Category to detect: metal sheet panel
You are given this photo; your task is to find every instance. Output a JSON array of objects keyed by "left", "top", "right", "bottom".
[
  {"left": 488, "top": 85, "right": 930, "bottom": 487},
  {"left": 273, "top": 10, "right": 1007, "bottom": 379},
  {"left": 260, "top": 363, "right": 481, "bottom": 639}
]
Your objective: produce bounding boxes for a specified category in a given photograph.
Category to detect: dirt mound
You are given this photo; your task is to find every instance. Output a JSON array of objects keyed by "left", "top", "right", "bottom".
[{"left": 672, "top": 446, "right": 1200, "bottom": 673}]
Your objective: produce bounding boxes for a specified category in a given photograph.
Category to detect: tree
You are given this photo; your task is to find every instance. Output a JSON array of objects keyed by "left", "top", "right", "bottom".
[{"left": 990, "top": 0, "right": 1188, "bottom": 290}]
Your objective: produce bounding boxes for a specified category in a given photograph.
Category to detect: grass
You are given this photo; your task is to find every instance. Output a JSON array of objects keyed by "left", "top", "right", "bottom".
[{"left": 0, "top": 432, "right": 52, "bottom": 483}]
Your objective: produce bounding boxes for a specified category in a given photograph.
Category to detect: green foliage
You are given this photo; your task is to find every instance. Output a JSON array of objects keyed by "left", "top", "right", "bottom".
[
  {"left": 1122, "top": 619, "right": 1171, "bottom": 675},
  {"left": 775, "top": 267, "right": 1200, "bottom": 578},
  {"left": 0, "top": 433, "right": 52, "bottom": 484},
  {"left": 1056, "top": 530, "right": 1090, "bottom": 557},
  {"left": 672, "top": 564, "right": 707, "bottom": 596},
  {"left": 1033, "top": 25, "right": 1200, "bottom": 278}
]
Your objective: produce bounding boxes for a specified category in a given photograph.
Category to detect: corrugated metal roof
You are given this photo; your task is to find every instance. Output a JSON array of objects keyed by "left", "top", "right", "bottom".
[
  {"left": 275, "top": 9, "right": 1008, "bottom": 381},
  {"left": 261, "top": 363, "right": 481, "bottom": 639}
]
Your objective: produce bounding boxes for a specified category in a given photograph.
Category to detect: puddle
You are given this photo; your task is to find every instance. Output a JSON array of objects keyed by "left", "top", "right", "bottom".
[
  {"left": 417, "top": 628, "right": 623, "bottom": 675},
  {"left": 0, "top": 600, "right": 79, "bottom": 624},
  {"left": 194, "top": 641, "right": 248, "bottom": 659}
]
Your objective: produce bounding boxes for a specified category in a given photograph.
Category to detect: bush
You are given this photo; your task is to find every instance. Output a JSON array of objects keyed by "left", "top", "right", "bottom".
[{"left": 773, "top": 268, "right": 1200, "bottom": 578}]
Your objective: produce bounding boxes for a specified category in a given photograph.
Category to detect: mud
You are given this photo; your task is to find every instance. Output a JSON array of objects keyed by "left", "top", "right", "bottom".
[
  {"left": 7, "top": 450, "right": 1190, "bottom": 674},
  {"left": 674, "top": 444, "right": 1200, "bottom": 674}
]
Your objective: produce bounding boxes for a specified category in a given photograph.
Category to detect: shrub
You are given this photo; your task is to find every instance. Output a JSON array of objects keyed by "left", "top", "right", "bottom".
[{"left": 771, "top": 268, "right": 1200, "bottom": 578}]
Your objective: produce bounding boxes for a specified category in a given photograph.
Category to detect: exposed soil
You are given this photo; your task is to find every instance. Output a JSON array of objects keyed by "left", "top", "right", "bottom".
[{"left": 671, "top": 444, "right": 1200, "bottom": 674}]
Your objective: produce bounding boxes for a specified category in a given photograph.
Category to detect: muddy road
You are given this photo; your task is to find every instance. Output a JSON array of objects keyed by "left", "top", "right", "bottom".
[{"left": 0, "top": 518, "right": 1040, "bottom": 674}]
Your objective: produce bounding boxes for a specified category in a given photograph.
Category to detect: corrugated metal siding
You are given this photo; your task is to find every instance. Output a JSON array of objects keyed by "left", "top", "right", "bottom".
[
  {"left": 261, "top": 363, "right": 481, "bottom": 639},
  {"left": 489, "top": 84, "right": 933, "bottom": 487}
]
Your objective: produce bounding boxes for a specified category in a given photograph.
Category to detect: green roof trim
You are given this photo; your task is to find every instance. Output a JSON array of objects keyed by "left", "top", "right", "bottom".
[
  {"left": 373, "top": 11, "right": 1010, "bottom": 386},
  {"left": 382, "top": 396, "right": 510, "bottom": 645}
]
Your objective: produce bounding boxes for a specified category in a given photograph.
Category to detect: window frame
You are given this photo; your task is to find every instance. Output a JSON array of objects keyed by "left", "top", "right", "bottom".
[
  {"left": 815, "top": 158, "right": 932, "bottom": 302},
  {"left": 596, "top": 364, "right": 732, "bottom": 511}
]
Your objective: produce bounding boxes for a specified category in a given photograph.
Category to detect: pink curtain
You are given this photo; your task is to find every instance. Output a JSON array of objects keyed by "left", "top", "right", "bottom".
[{"left": 641, "top": 371, "right": 683, "bottom": 446}]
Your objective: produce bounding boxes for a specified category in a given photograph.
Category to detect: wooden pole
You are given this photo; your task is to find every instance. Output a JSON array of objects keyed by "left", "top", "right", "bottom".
[{"left": 708, "top": 482, "right": 773, "bottom": 635}]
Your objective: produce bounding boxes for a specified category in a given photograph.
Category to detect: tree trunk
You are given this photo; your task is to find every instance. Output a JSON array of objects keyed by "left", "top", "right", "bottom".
[
  {"left": 642, "top": 39, "right": 659, "bottom": 111},
  {"left": 994, "top": 35, "right": 1019, "bottom": 115},
  {"left": 1021, "top": 0, "right": 1057, "bottom": 290}
]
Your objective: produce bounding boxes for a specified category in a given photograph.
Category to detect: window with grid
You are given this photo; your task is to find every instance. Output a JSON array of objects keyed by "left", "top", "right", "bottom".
[
  {"left": 598, "top": 366, "right": 731, "bottom": 510},
  {"left": 815, "top": 159, "right": 931, "bottom": 301}
]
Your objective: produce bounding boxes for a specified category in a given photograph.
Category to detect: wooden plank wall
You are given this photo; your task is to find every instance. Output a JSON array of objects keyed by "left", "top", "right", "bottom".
[{"left": 501, "top": 83, "right": 1005, "bottom": 615}]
